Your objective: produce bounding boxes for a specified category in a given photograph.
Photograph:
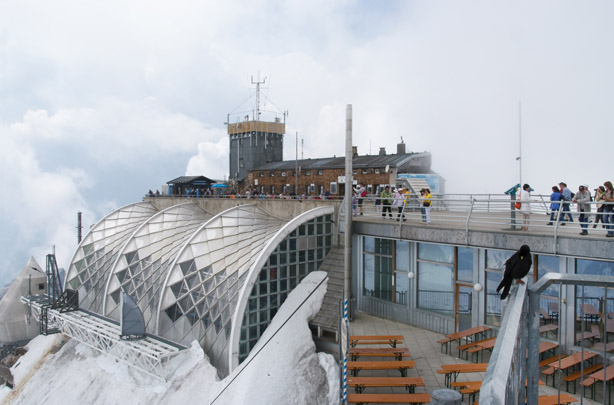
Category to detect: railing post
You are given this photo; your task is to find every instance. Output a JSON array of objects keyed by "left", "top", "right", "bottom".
[{"left": 527, "top": 289, "right": 540, "bottom": 404}]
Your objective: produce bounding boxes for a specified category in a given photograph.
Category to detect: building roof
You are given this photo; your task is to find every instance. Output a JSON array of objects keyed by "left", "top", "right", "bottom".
[
  {"left": 253, "top": 152, "right": 431, "bottom": 171},
  {"left": 167, "top": 175, "right": 217, "bottom": 185}
]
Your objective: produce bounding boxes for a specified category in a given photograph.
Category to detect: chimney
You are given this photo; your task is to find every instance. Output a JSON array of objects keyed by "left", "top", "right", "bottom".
[
  {"left": 397, "top": 142, "right": 406, "bottom": 155},
  {"left": 352, "top": 146, "right": 358, "bottom": 157},
  {"left": 379, "top": 147, "right": 386, "bottom": 156}
]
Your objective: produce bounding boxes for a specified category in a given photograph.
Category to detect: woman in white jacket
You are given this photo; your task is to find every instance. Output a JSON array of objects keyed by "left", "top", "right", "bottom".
[{"left": 520, "top": 184, "right": 532, "bottom": 231}]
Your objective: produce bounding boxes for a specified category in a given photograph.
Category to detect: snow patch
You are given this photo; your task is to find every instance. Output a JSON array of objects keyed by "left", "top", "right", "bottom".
[{"left": 4, "top": 271, "right": 339, "bottom": 404}]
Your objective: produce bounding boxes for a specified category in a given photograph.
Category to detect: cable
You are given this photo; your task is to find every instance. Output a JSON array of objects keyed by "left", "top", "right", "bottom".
[{"left": 209, "top": 276, "right": 328, "bottom": 404}]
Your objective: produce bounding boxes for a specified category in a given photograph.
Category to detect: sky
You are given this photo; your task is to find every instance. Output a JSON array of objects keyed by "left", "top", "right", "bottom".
[{"left": 1, "top": 0, "right": 613, "bottom": 285}]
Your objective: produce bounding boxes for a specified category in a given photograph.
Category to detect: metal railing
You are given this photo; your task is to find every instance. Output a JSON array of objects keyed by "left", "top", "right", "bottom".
[
  {"left": 480, "top": 273, "right": 614, "bottom": 404},
  {"left": 342, "top": 195, "right": 614, "bottom": 248}
]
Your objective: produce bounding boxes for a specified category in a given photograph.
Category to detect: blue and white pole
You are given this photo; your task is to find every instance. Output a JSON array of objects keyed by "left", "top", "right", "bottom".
[{"left": 342, "top": 298, "right": 349, "bottom": 404}]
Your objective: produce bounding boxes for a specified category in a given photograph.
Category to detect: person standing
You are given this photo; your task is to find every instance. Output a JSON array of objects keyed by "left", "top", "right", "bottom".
[
  {"left": 520, "top": 184, "right": 532, "bottom": 231},
  {"left": 424, "top": 188, "right": 432, "bottom": 225},
  {"left": 594, "top": 186, "right": 606, "bottom": 228},
  {"left": 573, "top": 185, "right": 592, "bottom": 235},
  {"left": 559, "top": 182, "right": 573, "bottom": 223},
  {"left": 604, "top": 181, "right": 614, "bottom": 238},
  {"left": 380, "top": 186, "right": 393, "bottom": 219},
  {"left": 356, "top": 184, "right": 366, "bottom": 215},
  {"left": 546, "top": 186, "right": 561, "bottom": 225},
  {"left": 393, "top": 187, "right": 405, "bottom": 221}
]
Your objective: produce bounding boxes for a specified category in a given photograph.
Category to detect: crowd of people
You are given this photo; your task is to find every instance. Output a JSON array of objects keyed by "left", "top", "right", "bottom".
[{"left": 517, "top": 181, "right": 614, "bottom": 237}]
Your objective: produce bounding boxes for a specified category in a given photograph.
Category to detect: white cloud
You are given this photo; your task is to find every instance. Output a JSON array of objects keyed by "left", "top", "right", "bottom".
[{"left": 1, "top": 0, "right": 613, "bottom": 283}]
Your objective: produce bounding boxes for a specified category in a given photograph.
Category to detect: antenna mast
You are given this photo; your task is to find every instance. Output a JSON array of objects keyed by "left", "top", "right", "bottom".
[{"left": 251, "top": 74, "right": 267, "bottom": 121}]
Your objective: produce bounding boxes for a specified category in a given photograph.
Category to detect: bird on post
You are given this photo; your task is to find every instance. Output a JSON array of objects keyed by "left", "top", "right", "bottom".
[{"left": 496, "top": 245, "right": 532, "bottom": 300}]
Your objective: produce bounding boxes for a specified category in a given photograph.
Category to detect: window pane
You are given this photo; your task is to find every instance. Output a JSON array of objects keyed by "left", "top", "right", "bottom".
[
  {"left": 376, "top": 239, "right": 393, "bottom": 255},
  {"left": 457, "top": 247, "right": 474, "bottom": 283},
  {"left": 538, "top": 255, "right": 560, "bottom": 299},
  {"left": 364, "top": 237, "right": 375, "bottom": 253},
  {"left": 486, "top": 249, "right": 512, "bottom": 270},
  {"left": 395, "top": 272, "right": 409, "bottom": 305},
  {"left": 396, "top": 241, "right": 409, "bottom": 271},
  {"left": 363, "top": 254, "right": 375, "bottom": 296},
  {"left": 418, "top": 262, "right": 453, "bottom": 315},
  {"left": 485, "top": 271, "right": 502, "bottom": 326},
  {"left": 418, "top": 243, "right": 453, "bottom": 264}
]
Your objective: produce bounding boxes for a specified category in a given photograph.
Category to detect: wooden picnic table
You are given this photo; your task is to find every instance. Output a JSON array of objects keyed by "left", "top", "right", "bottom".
[
  {"left": 582, "top": 303, "right": 601, "bottom": 322},
  {"left": 349, "top": 335, "right": 404, "bottom": 348},
  {"left": 349, "top": 347, "right": 409, "bottom": 361},
  {"left": 347, "top": 393, "right": 431, "bottom": 404},
  {"left": 438, "top": 363, "right": 488, "bottom": 387},
  {"left": 438, "top": 325, "right": 492, "bottom": 355},
  {"left": 348, "top": 376, "right": 425, "bottom": 393},
  {"left": 348, "top": 360, "right": 416, "bottom": 377},
  {"left": 537, "top": 393, "right": 579, "bottom": 404},
  {"left": 539, "top": 324, "right": 559, "bottom": 336},
  {"left": 591, "top": 341, "right": 614, "bottom": 352},
  {"left": 582, "top": 364, "right": 614, "bottom": 402},
  {"left": 535, "top": 341, "right": 559, "bottom": 358},
  {"left": 548, "top": 351, "right": 598, "bottom": 372}
]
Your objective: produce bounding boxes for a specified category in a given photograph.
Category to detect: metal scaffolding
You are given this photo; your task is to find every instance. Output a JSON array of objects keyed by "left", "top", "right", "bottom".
[{"left": 22, "top": 295, "right": 186, "bottom": 380}]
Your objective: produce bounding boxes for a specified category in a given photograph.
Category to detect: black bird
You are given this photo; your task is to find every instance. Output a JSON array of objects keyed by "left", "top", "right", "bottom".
[{"left": 496, "top": 245, "right": 532, "bottom": 300}]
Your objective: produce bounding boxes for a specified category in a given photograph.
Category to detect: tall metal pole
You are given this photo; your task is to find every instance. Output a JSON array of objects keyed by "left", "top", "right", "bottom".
[
  {"left": 344, "top": 104, "right": 353, "bottom": 303},
  {"left": 518, "top": 101, "right": 522, "bottom": 187},
  {"left": 295, "top": 131, "right": 299, "bottom": 195}
]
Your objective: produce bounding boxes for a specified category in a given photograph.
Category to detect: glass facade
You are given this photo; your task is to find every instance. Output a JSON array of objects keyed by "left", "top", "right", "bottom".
[
  {"left": 65, "top": 199, "right": 335, "bottom": 377},
  {"left": 363, "top": 238, "right": 393, "bottom": 301},
  {"left": 417, "top": 243, "right": 454, "bottom": 315},
  {"left": 239, "top": 214, "right": 334, "bottom": 362}
]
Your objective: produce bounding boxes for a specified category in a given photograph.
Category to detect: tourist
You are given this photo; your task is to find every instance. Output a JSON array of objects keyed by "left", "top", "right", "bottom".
[
  {"left": 546, "top": 186, "right": 561, "bottom": 225},
  {"left": 393, "top": 187, "right": 405, "bottom": 221},
  {"left": 356, "top": 184, "right": 366, "bottom": 215},
  {"left": 603, "top": 181, "right": 614, "bottom": 238},
  {"left": 594, "top": 186, "right": 606, "bottom": 228},
  {"left": 573, "top": 185, "right": 591, "bottom": 235},
  {"left": 419, "top": 189, "right": 426, "bottom": 222},
  {"left": 380, "top": 186, "right": 393, "bottom": 219},
  {"left": 558, "top": 182, "right": 573, "bottom": 224},
  {"left": 424, "top": 188, "right": 432, "bottom": 225},
  {"left": 520, "top": 184, "right": 532, "bottom": 231}
]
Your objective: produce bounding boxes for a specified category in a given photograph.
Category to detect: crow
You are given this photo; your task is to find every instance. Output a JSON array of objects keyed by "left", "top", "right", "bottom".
[{"left": 496, "top": 245, "right": 532, "bottom": 300}]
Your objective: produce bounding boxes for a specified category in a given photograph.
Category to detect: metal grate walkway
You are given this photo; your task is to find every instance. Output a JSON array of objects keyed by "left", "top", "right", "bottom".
[{"left": 22, "top": 294, "right": 186, "bottom": 380}]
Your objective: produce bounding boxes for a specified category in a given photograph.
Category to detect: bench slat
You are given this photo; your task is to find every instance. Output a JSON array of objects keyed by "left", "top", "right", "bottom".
[{"left": 348, "top": 393, "right": 430, "bottom": 404}]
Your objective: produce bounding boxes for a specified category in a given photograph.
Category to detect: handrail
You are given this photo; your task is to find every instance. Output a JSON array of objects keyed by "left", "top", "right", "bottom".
[
  {"left": 481, "top": 273, "right": 614, "bottom": 404},
  {"left": 480, "top": 281, "right": 528, "bottom": 404}
]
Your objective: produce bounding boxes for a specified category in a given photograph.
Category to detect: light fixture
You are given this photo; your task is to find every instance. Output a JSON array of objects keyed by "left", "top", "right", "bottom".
[
  {"left": 408, "top": 272, "right": 415, "bottom": 279},
  {"left": 474, "top": 283, "right": 483, "bottom": 292}
]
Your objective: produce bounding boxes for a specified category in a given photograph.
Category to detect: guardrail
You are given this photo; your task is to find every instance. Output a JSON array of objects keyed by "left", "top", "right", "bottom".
[
  {"left": 341, "top": 195, "right": 614, "bottom": 248},
  {"left": 480, "top": 273, "right": 614, "bottom": 404}
]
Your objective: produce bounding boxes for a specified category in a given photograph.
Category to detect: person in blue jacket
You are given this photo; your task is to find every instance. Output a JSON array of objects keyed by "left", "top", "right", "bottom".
[
  {"left": 558, "top": 182, "right": 573, "bottom": 223},
  {"left": 546, "top": 186, "right": 561, "bottom": 225}
]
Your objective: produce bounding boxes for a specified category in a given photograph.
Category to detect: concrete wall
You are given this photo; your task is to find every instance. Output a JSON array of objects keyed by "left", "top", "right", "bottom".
[{"left": 144, "top": 196, "right": 341, "bottom": 222}]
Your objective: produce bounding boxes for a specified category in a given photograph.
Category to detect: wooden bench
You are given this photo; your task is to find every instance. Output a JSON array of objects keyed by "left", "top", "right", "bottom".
[
  {"left": 348, "top": 393, "right": 430, "bottom": 404},
  {"left": 539, "top": 354, "right": 568, "bottom": 368},
  {"left": 541, "top": 351, "right": 597, "bottom": 386},
  {"left": 536, "top": 393, "right": 578, "bottom": 404},
  {"left": 539, "top": 324, "right": 559, "bottom": 337},
  {"left": 437, "top": 325, "right": 492, "bottom": 355},
  {"left": 575, "top": 325, "right": 600, "bottom": 344},
  {"left": 350, "top": 335, "right": 404, "bottom": 348},
  {"left": 562, "top": 363, "right": 603, "bottom": 393},
  {"left": 349, "top": 347, "right": 410, "bottom": 361},
  {"left": 348, "top": 376, "right": 425, "bottom": 393},
  {"left": 347, "top": 360, "right": 416, "bottom": 377},
  {"left": 437, "top": 363, "right": 488, "bottom": 387},
  {"left": 540, "top": 308, "right": 553, "bottom": 324},
  {"left": 457, "top": 337, "right": 496, "bottom": 361}
]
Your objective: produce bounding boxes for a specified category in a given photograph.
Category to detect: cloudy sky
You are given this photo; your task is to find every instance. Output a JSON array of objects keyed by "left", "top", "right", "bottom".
[{"left": 1, "top": 0, "right": 613, "bottom": 285}]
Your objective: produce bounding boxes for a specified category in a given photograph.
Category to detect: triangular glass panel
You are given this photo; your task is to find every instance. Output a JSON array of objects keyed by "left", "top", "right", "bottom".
[
  {"left": 179, "top": 259, "right": 195, "bottom": 276},
  {"left": 204, "top": 278, "right": 214, "bottom": 293},
  {"left": 110, "top": 289, "right": 121, "bottom": 305},
  {"left": 125, "top": 251, "right": 139, "bottom": 265},
  {"left": 213, "top": 316, "right": 222, "bottom": 334},
  {"left": 201, "top": 313, "right": 211, "bottom": 329},
  {"left": 116, "top": 269, "right": 128, "bottom": 284},
  {"left": 170, "top": 282, "right": 182, "bottom": 298},
  {"left": 199, "top": 265, "right": 212, "bottom": 281}
]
